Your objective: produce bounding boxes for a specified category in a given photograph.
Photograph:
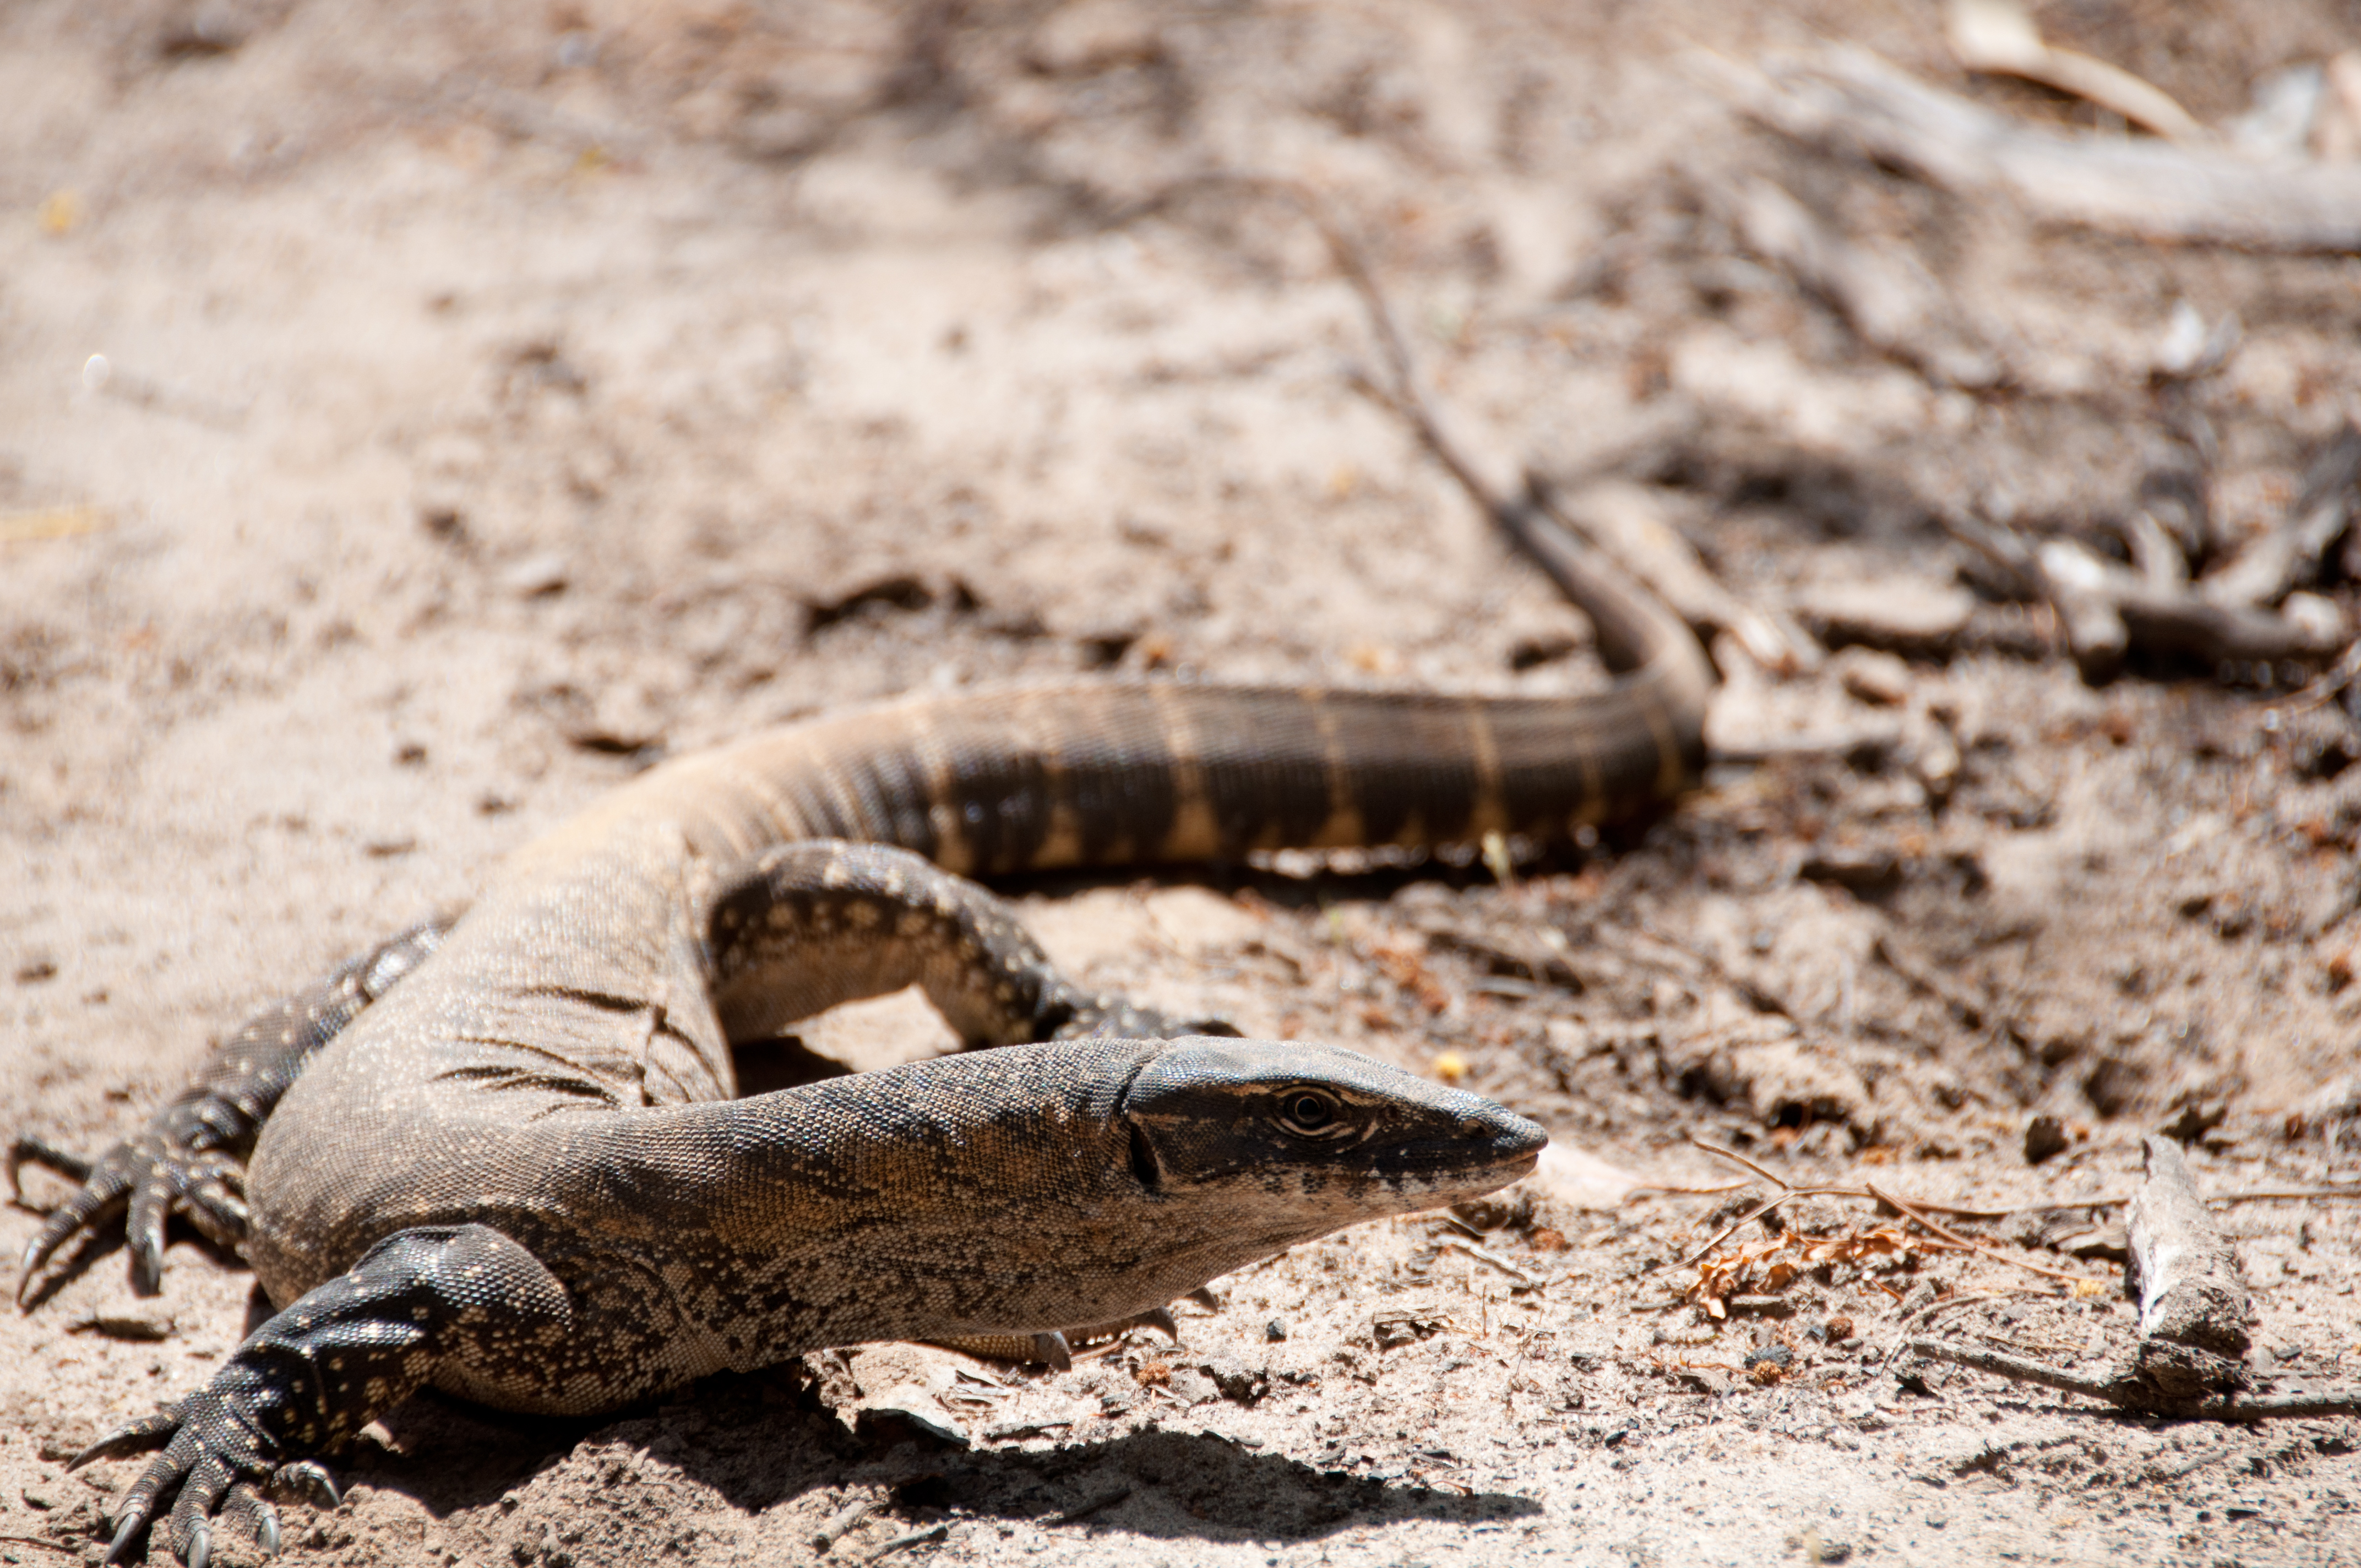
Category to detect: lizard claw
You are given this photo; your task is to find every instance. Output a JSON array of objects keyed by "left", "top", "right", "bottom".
[
  {"left": 102, "top": 1511, "right": 144, "bottom": 1566},
  {"left": 82, "top": 1382, "right": 290, "bottom": 1567},
  {"left": 1029, "top": 1331, "right": 1074, "bottom": 1372},
  {"left": 271, "top": 1460, "right": 341, "bottom": 1511},
  {"left": 70, "top": 1407, "right": 183, "bottom": 1469},
  {"left": 14, "top": 1119, "right": 253, "bottom": 1308}
]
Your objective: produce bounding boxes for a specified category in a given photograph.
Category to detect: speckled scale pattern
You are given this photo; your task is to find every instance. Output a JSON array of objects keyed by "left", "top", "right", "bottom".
[{"left": 35, "top": 619, "right": 1699, "bottom": 1562}]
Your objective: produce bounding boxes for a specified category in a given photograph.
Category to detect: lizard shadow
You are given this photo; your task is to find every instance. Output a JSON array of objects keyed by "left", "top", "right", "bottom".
[{"left": 361, "top": 1373, "right": 1542, "bottom": 1547}]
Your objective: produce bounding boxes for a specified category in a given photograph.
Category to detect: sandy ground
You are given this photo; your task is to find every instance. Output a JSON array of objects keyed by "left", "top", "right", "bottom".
[{"left": 4, "top": 1, "right": 2361, "bottom": 1564}]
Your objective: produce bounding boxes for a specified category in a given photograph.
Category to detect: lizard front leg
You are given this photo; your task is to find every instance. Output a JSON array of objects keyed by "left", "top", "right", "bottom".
[
  {"left": 74, "top": 1223, "right": 572, "bottom": 1567},
  {"left": 706, "top": 842, "right": 1237, "bottom": 1368},
  {"left": 705, "top": 840, "right": 1238, "bottom": 1051},
  {"left": 13, "top": 916, "right": 455, "bottom": 1306}
]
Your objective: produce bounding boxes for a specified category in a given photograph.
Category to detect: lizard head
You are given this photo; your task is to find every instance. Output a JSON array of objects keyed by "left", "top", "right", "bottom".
[{"left": 1116, "top": 1036, "right": 1545, "bottom": 1246}]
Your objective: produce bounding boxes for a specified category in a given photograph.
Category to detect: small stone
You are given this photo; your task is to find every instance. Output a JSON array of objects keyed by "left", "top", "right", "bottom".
[
  {"left": 501, "top": 552, "right": 572, "bottom": 598},
  {"left": 1198, "top": 1356, "right": 1267, "bottom": 1404},
  {"left": 1165, "top": 1368, "right": 1218, "bottom": 1406},
  {"left": 1264, "top": 1319, "right": 1289, "bottom": 1343}
]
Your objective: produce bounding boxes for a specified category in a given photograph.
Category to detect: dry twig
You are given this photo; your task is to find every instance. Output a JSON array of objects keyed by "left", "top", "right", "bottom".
[
  {"left": 1944, "top": 0, "right": 2205, "bottom": 143},
  {"left": 1707, "top": 44, "right": 2361, "bottom": 252},
  {"left": 1909, "top": 1338, "right": 2361, "bottom": 1420}
]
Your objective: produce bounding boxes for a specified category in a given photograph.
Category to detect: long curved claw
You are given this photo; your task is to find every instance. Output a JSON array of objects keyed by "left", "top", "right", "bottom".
[
  {"left": 17, "top": 1155, "right": 137, "bottom": 1308},
  {"left": 168, "top": 1452, "right": 238, "bottom": 1567},
  {"left": 70, "top": 1409, "right": 182, "bottom": 1469},
  {"left": 270, "top": 1461, "right": 341, "bottom": 1511},
  {"left": 8, "top": 1135, "right": 93, "bottom": 1193},
  {"left": 1029, "top": 1330, "right": 1074, "bottom": 1372},
  {"left": 235, "top": 1487, "right": 283, "bottom": 1558},
  {"left": 126, "top": 1173, "right": 173, "bottom": 1297}
]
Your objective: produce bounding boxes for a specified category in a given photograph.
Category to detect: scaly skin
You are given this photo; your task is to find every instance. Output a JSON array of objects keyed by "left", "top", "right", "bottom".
[{"left": 17, "top": 533, "right": 1709, "bottom": 1566}]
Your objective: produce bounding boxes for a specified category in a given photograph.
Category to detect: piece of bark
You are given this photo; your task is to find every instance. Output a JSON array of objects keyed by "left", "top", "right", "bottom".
[
  {"left": 1709, "top": 45, "right": 2361, "bottom": 253},
  {"left": 2126, "top": 1134, "right": 2251, "bottom": 1364}
]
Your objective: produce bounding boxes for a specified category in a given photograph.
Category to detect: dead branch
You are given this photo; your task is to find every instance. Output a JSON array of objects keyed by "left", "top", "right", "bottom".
[
  {"left": 1941, "top": 514, "right": 2347, "bottom": 683},
  {"left": 1910, "top": 1338, "right": 2361, "bottom": 1420},
  {"left": 2126, "top": 1135, "right": 2252, "bottom": 1364},
  {"left": 1134, "top": 173, "right": 1778, "bottom": 690},
  {"left": 1545, "top": 478, "right": 1824, "bottom": 675},
  {"left": 1868, "top": 1183, "right": 2093, "bottom": 1285},
  {"left": 1706, "top": 44, "right": 2361, "bottom": 253}
]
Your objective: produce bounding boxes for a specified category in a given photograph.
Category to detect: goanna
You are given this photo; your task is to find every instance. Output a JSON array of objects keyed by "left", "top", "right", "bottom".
[{"left": 10, "top": 519, "right": 1709, "bottom": 1567}]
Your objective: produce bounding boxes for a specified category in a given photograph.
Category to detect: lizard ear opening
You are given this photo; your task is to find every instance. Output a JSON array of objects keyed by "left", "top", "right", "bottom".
[{"left": 1127, "top": 1118, "right": 1162, "bottom": 1194}]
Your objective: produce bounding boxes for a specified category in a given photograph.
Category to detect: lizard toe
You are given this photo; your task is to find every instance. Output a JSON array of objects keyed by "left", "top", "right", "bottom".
[{"left": 269, "top": 1460, "right": 342, "bottom": 1511}]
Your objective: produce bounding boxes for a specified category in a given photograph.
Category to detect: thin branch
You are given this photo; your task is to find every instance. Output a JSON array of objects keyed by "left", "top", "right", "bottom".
[
  {"left": 1912, "top": 1338, "right": 2361, "bottom": 1421},
  {"left": 1675, "top": 1184, "right": 1876, "bottom": 1269},
  {"left": 1870, "top": 1183, "right": 2096, "bottom": 1285},
  {"left": 1686, "top": 1137, "right": 1788, "bottom": 1189}
]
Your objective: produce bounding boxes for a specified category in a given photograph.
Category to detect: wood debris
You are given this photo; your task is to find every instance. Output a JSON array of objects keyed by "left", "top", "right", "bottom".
[
  {"left": 1706, "top": 44, "right": 2361, "bottom": 252},
  {"left": 1915, "top": 1136, "right": 2361, "bottom": 1421}
]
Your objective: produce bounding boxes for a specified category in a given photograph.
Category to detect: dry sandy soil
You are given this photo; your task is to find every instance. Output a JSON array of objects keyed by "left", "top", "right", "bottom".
[{"left": 5, "top": 1, "right": 2361, "bottom": 1564}]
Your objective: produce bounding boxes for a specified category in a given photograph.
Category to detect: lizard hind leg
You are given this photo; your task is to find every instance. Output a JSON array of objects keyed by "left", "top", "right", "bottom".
[
  {"left": 703, "top": 840, "right": 1236, "bottom": 1057},
  {"left": 13, "top": 916, "right": 456, "bottom": 1310},
  {"left": 73, "top": 1222, "right": 572, "bottom": 1566}
]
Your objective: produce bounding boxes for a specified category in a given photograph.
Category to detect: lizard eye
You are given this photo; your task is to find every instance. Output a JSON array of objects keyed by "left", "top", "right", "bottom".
[{"left": 1275, "top": 1087, "right": 1345, "bottom": 1139}]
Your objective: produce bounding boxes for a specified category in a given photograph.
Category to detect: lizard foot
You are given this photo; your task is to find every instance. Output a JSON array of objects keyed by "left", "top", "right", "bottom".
[
  {"left": 12, "top": 917, "right": 453, "bottom": 1310},
  {"left": 69, "top": 1223, "right": 568, "bottom": 1565},
  {"left": 13, "top": 1120, "right": 249, "bottom": 1308},
  {"left": 74, "top": 1388, "right": 324, "bottom": 1565}
]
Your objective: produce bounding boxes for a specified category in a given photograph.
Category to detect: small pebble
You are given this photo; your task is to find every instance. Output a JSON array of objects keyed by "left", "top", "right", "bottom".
[{"left": 1264, "top": 1319, "right": 1288, "bottom": 1343}]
